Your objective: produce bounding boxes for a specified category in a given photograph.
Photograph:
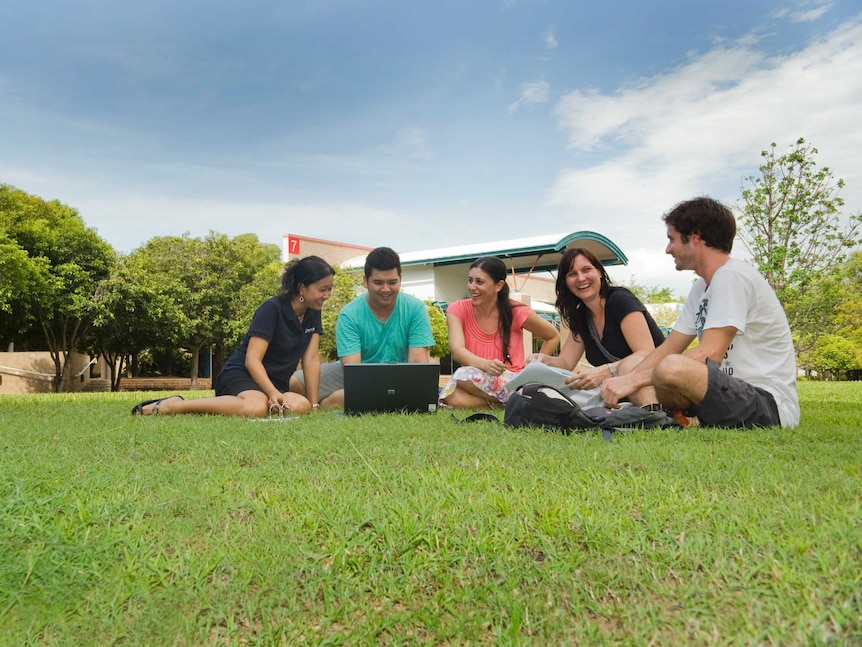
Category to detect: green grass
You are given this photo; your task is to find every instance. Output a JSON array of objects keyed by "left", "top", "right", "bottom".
[{"left": 1, "top": 382, "right": 860, "bottom": 646}]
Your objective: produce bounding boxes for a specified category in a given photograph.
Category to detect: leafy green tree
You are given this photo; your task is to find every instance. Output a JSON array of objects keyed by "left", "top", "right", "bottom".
[
  {"left": 198, "top": 232, "right": 281, "bottom": 381},
  {"left": 130, "top": 235, "right": 206, "bottom": 379},
  {"left": 810, "top": 334, "right": 860, "bottom": 381},
  {"left": 0, "top": 184, "right": 115, "bottom": 390},
  {"left": 426, "top": 301, "right": 449, "bottom": 359},
  {"left": 90, "top": 256, "right": 184, "bottom": 390},
  {"left": 737, "top": 139, "right": 862, "bottom": 360},
  {"left": 0, "top": 233, "right": 52, "bottom": 341},
  {"left": 831, "top": 252, "right": 862, "bottom": 352},
  {"left": 627, "top": 280, "right": 681, "bottom": 304},
  {"left": 130, "top": 232, "right": 280, "bottom": 385}
]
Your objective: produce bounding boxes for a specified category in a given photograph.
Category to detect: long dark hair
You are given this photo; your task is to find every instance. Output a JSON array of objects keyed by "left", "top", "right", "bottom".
[
  {"left": 279, "top": 255, "right": 335, "bottom": 299},
  {"left": 470, "top": 256, "right": 520, "bottom": 365},
  {"left": 554, "top": 248, "right": 614, "bottom": 340}
]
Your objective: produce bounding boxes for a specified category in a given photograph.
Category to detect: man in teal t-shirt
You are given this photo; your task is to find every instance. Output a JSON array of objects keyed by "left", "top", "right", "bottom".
[
  {"left": 336, "top": 254, "right": 434, "bottom": 363},
  {"left": 291, "top": 246, "right": 434, "bottom": 407}
]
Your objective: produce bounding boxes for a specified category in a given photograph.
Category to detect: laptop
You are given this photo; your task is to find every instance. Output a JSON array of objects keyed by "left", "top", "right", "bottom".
[{"left": 343, "top": 363, "right": 440, "bottom": 415}]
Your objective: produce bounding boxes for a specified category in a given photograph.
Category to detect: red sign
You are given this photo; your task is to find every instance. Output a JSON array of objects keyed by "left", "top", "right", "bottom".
[{"left": 287, "top": 236, "right": 300, "bottom": 255}]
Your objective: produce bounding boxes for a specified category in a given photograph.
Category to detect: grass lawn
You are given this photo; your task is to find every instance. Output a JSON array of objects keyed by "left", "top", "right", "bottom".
[{"left": 1, "top": 381, "right": 860, "bottom": 645}]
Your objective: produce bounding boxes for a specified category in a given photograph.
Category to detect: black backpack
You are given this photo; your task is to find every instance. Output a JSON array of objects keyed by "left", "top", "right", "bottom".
[{"left": 502, "top": 382, "right": 673, "bottom": 440}]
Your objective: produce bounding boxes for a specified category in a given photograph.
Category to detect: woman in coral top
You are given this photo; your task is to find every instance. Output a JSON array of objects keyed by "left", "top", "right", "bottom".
[{"left": 440, "top": 256, "right": 560, "bottom": 408}]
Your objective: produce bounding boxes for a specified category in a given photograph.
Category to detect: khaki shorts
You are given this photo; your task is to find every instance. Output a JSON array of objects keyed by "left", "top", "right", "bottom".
[{"left": 292, "top": 362, "right": 344, "bottom": 400}]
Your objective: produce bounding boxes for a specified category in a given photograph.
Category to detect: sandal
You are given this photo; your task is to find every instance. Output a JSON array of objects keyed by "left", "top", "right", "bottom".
[{"left": 131, "top": 395, "right": 184, "bottom": 416}]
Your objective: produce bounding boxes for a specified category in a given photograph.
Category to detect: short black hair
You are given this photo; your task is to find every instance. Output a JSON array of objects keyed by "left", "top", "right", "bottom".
[
  {"left": 662, "top": 196, "right": 736, "bottom": 253},
  {"left": 364, "top": 246, "right": 401, "bottom": 277}
]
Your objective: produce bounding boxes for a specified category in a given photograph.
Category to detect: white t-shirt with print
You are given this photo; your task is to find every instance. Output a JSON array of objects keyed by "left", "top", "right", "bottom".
[{"left": 674, "top": 258, "right": 800, "bottom": 427}]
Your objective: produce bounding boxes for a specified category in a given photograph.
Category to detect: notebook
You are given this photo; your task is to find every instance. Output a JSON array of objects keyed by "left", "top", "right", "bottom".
[{"left": 343, "top": 363, "right": 440, "bottom": 415}]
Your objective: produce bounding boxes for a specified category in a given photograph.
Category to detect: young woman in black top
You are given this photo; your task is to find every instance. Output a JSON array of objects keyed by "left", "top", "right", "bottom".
[
  {"left": 132, "top": 255, "right": 335, "bottom": 417},
  {"left": 529, "top": 248, "right": 664, "bottom": 405}
]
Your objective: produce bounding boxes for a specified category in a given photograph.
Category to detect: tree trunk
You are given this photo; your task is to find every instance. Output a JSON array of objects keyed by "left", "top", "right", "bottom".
[
  {"left": 50, "top": 349, "right": 63, "bottom": 393},
  {"left": 212, "top": 343, "right": 226, "bottom": 380},
  {"left": 189, "top": 344, "right": 201, "bottom": 389}
]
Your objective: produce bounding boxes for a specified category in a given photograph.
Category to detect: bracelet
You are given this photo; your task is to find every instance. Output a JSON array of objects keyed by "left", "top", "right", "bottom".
[{"left": 607, "top": 363, "right": 617, "bottom": 377}]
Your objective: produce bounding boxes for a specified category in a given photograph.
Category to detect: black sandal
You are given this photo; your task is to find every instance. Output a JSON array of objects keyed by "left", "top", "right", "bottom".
[{"left": 131, "top": 395, "right": 184, "bottom": 416}]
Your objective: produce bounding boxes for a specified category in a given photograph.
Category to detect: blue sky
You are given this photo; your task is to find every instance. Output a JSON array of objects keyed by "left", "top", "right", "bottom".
[{"left": 2, "top": 0, "right": 861, "bottom": 296}]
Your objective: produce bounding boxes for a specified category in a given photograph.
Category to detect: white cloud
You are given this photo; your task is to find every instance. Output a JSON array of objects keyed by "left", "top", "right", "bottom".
[
  {"left": 547, "top": 17, "right": 862, "bottom": 291},
  {"left": 773, "top": 1, "right": 833, "bottom": 23},
  {"left": 791, "top": 1, "right": 833, "bottom": 23},
  {"left": 542, "top": 28, "right": 558, "bottom": 50},
  {"left": 383, "top": 127, "right": 432, "bottom": 162},
  {"left": 508, "top": 79, "right": 550, "bottom": 113}
]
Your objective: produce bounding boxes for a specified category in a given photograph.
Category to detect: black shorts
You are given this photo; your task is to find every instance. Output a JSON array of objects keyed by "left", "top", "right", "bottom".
[
  {"left": 695, "top": 359, "right": 781, "bottom": 428},
  {"left": 214, "top": 368, "right": 266, "bottom": 397}
]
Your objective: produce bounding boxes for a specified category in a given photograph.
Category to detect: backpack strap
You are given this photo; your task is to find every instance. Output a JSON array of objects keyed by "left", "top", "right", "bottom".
[{"left": 453, "top": 412, "right": 501, "bottom": 424}]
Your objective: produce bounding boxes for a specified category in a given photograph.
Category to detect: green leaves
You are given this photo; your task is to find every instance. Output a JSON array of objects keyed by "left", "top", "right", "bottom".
[
  {"left": 1, "top": 184, "right": 115, "bottom": 389},
  {"left": 737, "top": 139, "right": 862, "bottom": 366}
]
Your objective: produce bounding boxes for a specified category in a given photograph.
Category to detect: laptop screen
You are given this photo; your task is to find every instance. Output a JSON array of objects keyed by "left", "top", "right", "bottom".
[{"left": 343, "top": 363, "right": 440, "bottom": 415}]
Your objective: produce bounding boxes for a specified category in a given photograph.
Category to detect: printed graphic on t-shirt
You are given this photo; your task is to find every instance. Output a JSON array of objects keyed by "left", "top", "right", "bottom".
[
  {"left": 722, "top": 342, "right": 734, "bottom": 376},
  {"left": 697, "top": 295, "right": 735, "bottom": 376},
  {"left": 695, "top": 297, "right": 708, "bottom": 340}
]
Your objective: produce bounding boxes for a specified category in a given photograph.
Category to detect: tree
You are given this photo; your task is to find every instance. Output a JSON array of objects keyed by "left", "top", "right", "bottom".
[
  {"left": 831, "top": 252, "right": 862, "bottom": 350},
  {"left": 0, "top": 185, "right": 115, "bottom": 390},
  {"left": 90, "top": 257, "right": 185, "bottom": 390},
  {"left": 199, "top": 232, "right": 281, "bottom": 381},
  {"left": 426, "top": 301, "right": 449, "bottom": 359},
  {"left": 737, "top": 139, "right": 862, "bottom": 360},
  {"left": 626, "top": 279, "right": 681, "bottom": 304},
  {"left": 810, "top": 334, "right": 860, "bottom": 381},
  {"left": 0, "top": 233, "right": 52, "bottom": 342},
  {"left": 129, "top": 232, "right": 281, "bottom": 385}
]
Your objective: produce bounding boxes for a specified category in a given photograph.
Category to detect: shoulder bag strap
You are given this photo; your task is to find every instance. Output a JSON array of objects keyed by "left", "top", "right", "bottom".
[{"left": 586, "top": 312, "right": 621, "bottom": 363}]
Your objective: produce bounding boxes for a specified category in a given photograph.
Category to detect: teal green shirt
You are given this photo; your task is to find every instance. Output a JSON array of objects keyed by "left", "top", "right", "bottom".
[{"left": 336, "top": 292, "right": 434, "bottom": 363}]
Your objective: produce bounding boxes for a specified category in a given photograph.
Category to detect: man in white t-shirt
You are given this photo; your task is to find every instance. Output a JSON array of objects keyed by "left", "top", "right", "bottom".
[{"left": 601, "top": 196, "right": 800, "bottom": 428}]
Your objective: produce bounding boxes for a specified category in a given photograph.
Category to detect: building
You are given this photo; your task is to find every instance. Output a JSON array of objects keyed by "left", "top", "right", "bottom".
[{"left": 284, "top": 230, "right": 626, "bottom": 306}]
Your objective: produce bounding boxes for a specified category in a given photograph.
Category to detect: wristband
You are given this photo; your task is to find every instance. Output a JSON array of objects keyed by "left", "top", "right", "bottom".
[{"left": 607, "top": 363, "right": 617, "bottom": 377}]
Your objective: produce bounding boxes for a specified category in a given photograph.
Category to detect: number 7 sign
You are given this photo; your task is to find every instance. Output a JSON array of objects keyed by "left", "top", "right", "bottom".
[{"left": 287, "top": 236, "right": 300, "bottom": 255}]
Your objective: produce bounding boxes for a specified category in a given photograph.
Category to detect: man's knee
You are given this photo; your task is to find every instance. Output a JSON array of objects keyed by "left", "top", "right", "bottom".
[
  {"left": 653, "top": 354, "right": 692, "bottom": 390},
  {"left": 321, "top": 389, "right": 344, "bottom": 409},
  {"left": 289, "top": 375, "right": 306, "bottom": 396}
]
